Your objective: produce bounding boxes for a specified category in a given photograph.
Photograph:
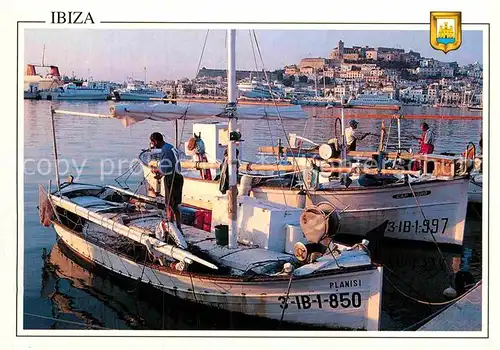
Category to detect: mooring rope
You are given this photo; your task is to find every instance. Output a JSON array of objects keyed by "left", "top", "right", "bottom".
[
  {"left": 400, "top": 280, "right": 482, "bottom": 331},
  {"left": 384, "top": 274, "right": 479, "bottom": 306},
  {"left": 24, "top": 312, "right": 110, "bottom": 330},
  {"left": 407, "top": 179, "right": 453, "bottom": 284},
  {"left": 277, "top": 272, "right": 294, "bottom": 329}
]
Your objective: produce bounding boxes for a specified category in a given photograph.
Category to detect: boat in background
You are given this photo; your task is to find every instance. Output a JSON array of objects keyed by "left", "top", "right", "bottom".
[
  {"left": 347, "top": 93, "right": 401, "bottom": 108},
  {"left": 24, "top": 64, "right": 63, "bottom": 97},
  {"left": 24, "top": 83, "right": 41, "bottom": 100},
  {"left": 293, "top": 96, "right": 341, "bottom": 107},
  {"left": 237, "top": 78, "right": 285, "bottom": 100},
  {"left": 114, "top": 82, "right": 166, "bottom": 101},
  {"left": 39, "top": 82, "right": 111, "bottom": 100}
]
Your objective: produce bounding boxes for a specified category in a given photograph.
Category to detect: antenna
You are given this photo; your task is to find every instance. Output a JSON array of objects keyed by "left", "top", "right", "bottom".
[{"left": 41, "top": 44, "right": 46, "bottom": 66}]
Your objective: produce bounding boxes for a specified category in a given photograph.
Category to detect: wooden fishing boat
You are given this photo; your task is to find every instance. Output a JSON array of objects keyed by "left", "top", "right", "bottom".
[
  {"left": 468, "top": 172, "right": 482, "bottom": 204},
  {"left": 140, "top": 163, "right": 468, "bottom": 246},
  {"left": 39, "top": 182, "right": 383, "bottom": 330},
  {"left": 42, "top": 30, "right": 384, "bottom": 330},
  {"left": 137, "top": 132, "right": 470, "bottom": 246}
]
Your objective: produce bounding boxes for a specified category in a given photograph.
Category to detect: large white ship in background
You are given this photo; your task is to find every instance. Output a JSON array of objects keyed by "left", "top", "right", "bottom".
[
  {"left": 24, "top": 64, "right": 63, "bottom": 99},
  {"left": 237, "top": 78, "right": 285, "bottom": 99},
  {"left": 113, "top": 82, "right": 166, "bottom": 101},
  {"left": 347, "top": 93, "right": 401, "bottom": 107}
]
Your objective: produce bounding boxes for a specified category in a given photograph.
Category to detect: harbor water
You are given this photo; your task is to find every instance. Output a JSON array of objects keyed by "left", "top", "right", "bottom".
[{"left": 23, "top": 100, "right": 483, "bottom": 331}]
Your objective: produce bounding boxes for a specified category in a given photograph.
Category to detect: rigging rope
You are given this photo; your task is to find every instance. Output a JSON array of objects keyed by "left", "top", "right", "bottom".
[
  {"left": 247, "top": 29, "right": 289, "bottom": 205},
  {"left": 248, "top": 30, "right": 262, "bottom": 84},
  {"left": 250, "top": 30, "right": 312, "bottom": 196}
]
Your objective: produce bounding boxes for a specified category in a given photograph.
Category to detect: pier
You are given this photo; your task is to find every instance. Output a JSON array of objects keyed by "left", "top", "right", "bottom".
[{"left": 417, "top": 282, "right": 482, "bottom": 332}]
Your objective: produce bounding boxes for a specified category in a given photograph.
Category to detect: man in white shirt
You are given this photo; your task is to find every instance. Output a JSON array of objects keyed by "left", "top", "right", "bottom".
[{"left": 345, "top": 120, "right": 370, "bottom": 151}]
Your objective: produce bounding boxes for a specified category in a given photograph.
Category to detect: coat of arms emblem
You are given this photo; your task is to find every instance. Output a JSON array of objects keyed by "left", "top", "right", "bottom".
[{"left": 430, "top": 12, "right": 462, "bottom": 54}]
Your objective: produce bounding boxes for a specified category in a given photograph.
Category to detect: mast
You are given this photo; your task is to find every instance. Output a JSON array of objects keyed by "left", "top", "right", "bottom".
[
  {"left": 314, "top": 68, "right": 318, "bottom": 97},
  {"left": 50, "top": 108, "right": 61, "bottom": 193},
  {"left": 144, "top": 66, "right": 147, "bottom": 84},
  {"left": 397, "top": 115, "right": 401, "bottom": 152},
  {"left": 41, "top": 44, "right": 46, "bottom": 66},
  {"left": 227, "top": 29, "right": 238, "bottom": 249},
  {"left": 340, "top": 102, "right": 346, "bottom": 160}
]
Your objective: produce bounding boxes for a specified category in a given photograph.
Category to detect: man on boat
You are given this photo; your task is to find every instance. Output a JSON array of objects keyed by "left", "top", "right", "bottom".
[
  {"left": 149, "top": 132, "right": 184, "bottom": 231},
  {"left": 413, "top": 122, "right": 435, "bottom": 155},
  {"left": 411, "top": 122, "right": 435, "bottom": 173},
  {"left": 345, "top": 120, "right": 370, "bottom": 151}
]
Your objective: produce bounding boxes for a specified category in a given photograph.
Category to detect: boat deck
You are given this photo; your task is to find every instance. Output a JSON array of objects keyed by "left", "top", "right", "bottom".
[
  {"left": 181, "top": 225, "right": 372, "bottom": 276},
  {"left": 417, "top": 282, "right": 482, "bottom": 331},
  {"left": 182, "top": 225, "right": 294, "bottom": 275}
]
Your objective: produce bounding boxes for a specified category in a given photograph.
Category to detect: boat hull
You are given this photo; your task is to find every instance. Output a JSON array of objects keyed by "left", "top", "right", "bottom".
[
  {"left": 38, "top": 91, "right": 110, "bottom": 100},
  {"left": 468, "top": 174, "right": 482, "bottom": 204},
  {"left": 116, "top": 92, "right": 165, "bottom": 101},
  {"left": 53, "top": 222, "right": 383, "bottom": 330},
  {"left": 252, "top": 179, "right": 469, "bottom": 246}
]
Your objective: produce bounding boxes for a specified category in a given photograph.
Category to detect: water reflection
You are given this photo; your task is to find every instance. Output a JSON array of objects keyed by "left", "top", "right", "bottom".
[
  {"left": 33, "top": 232, "right": 479, "bottom": 331},
  {"left": 37, "top": 242, "right": 321, "bottom": 330}
]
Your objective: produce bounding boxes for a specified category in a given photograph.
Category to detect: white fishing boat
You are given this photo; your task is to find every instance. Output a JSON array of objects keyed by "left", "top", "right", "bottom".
[
  {"left": 347, "top": 93, "right": 401, "bottom": 108},
  {"left": 237, "top": 78, "right": 284, "bottom": 99},
  {"left": 139, "top": 117, "right": 470, "bottom": 246},
  {"left": 114, "top": 82, "right": 166, "bottom": 101},
  {"left": 141, "top": 163, "right": 468, "bottom": 246},
  {"left": 41, "top": 30, "right": 384, "bottom": 330},
  {"left": 39, "top": 82, "right": 111, "bottom": 100},
  {"left": 292, "top": 96, "right": 340, "bottom": 107}
]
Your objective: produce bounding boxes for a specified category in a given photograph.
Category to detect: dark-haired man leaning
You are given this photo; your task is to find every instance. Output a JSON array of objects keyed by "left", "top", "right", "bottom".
[{"left": 149, "top": 132, "right": 184, "bottom": 231}]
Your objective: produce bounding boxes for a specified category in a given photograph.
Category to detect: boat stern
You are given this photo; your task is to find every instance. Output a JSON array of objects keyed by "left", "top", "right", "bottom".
[{"left": 365, "top": 265, "right": 383, "bottom": 331}]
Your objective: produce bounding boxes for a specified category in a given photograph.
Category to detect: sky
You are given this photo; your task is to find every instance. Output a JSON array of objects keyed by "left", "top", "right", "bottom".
[{"left": 24, "top": 29, "right": 483, "bottom": 82}]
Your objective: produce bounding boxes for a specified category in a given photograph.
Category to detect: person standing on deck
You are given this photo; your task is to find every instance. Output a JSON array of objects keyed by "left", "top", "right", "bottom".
[
  {"left": 345, "top": 120, "right": 370, "bottom": 152},
  {"left": 149, "top": 132, "right": 184, "bottom": 231},
  {"left": 412, "top": 122, "right": 435, "bottom": 154},
  {"left": 411, "top": 122, "right": 435, "bottom": 173}
]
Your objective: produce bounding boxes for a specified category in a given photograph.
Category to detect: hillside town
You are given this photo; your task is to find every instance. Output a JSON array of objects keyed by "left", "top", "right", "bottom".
[
  {"left": 25, "top": 40, "right": 483, "bottom": 108},
  {"left": 148, "top": 40, "right": 483, "bottom": 108}
]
